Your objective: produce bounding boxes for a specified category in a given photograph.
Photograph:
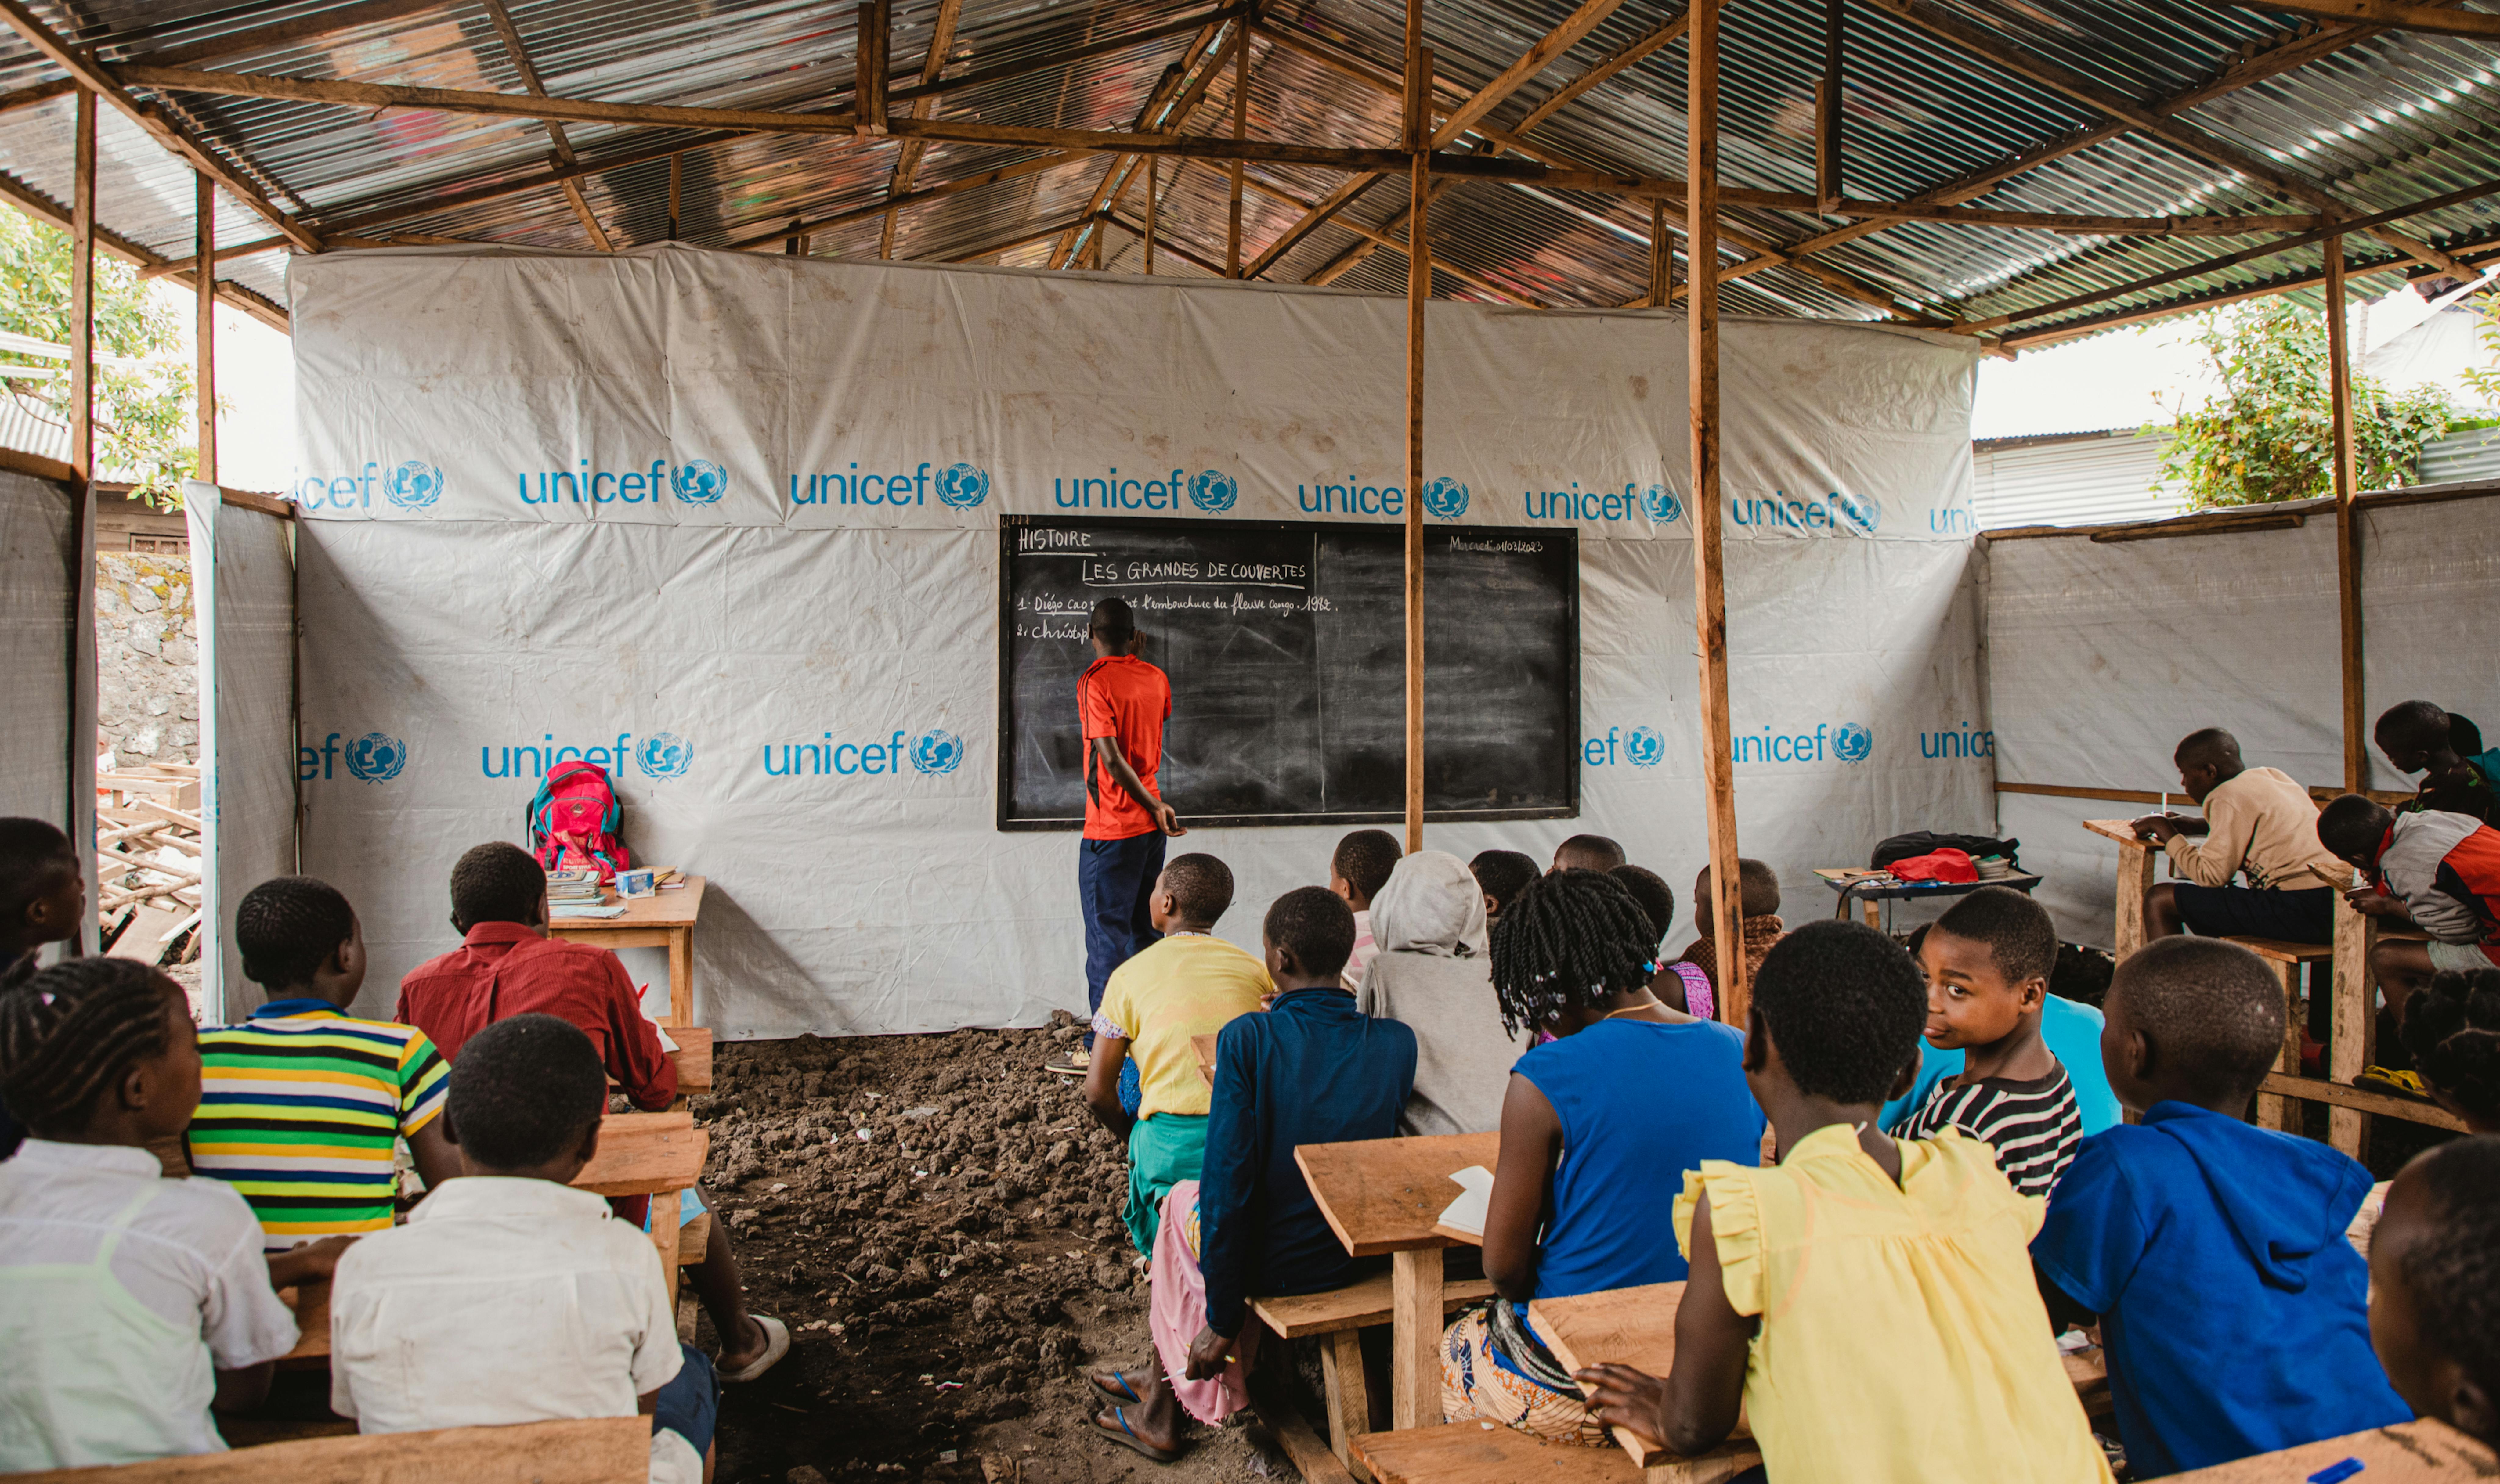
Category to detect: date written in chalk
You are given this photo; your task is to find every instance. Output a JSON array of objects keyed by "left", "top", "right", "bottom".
[{"left": 1082, "top": 558, "right": 1309, "bottom": 587}]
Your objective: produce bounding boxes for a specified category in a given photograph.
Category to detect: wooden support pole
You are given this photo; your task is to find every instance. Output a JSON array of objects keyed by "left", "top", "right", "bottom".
[
  {"left": 194, "top": 173, "right": 215, "bottom": 486},
  {"left": 69, "top": 85, "right": 93, "bottom": 484},
  {"left": 2327, "top": 231, "right": 2363, "bottom": 792},
  {"left": 1687, "top": 0, "right": 1745, "bottom": 1026},
  {"left": 858, "top": 2, "right": 889, "bottom": 129},
  {"left": 1227, "top": 29, "right": 1248, "bottom": 276},
  {"left": 1403, "top": 20, "right": 1429, "bottom": 859},
  {"left": 1144, "top": 157, "right": 1158, "bottom": 274},
  {"left": 786, "top": 218, "right": 805, "bottom": 257},
  {"left": 1816, "top": 0, "right": 1842, "bottom": 211},
  {"left": 1647, "top": 196, "right": 1668, "bottom": 307},
  {"left": 667, "top": 153, "right": 682, "bottom": 240}
]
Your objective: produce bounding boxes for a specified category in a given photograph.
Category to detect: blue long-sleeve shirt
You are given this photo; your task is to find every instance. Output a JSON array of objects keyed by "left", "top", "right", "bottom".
[{"left": 1199, "top": 986, "right": 1417, "bottom": 1336}]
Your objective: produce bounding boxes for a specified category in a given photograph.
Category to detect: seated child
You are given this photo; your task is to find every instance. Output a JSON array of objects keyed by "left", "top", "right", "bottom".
[
  {"left": 1610, "top": 863, "right": 1714, "bottom": 1020},
  {"left": 2133, "top": 727, "right": 2349, "bottom": 945},
  {"left": 2031, "top": 937, "right": 2409, "bottom": 1477},
  {"left": 1086, "top": 888, "right": 1414, "bottom": 1462},
  {"left": 1887, "top": 887, "right": 2083, "bottom": 1196},
  {"left": 0, "top": 816, "right": 85, "bottom": 1160},
  {"left": 2367, "top": 1135, "right": 2500, "bottom": 1452},
  {"left": 1083, "top": 854, "right": 1271, "bottom": 1255},
  {"left": 1881, "top": 924, "right": 2122, "bottom": 1137},
  {"left": 2319, "top": 794, "right": 2500, "bottom": 1037},
  {"left": 327, "top": 1014, "right": 717, "bottom": 1484},
  {"left": 1330, "top": 829, "right": 1400, "bottom": 992},
  {"left": 0, "top": 959, "right": 317, "bottom": 1470},
  {"left": 1573, "top": 920, "right": 2112, "bottom": 1484},
  {"left": 2348, "top": 969, "right": 2500, "bottom": 1255},
  {"left": 1355, "top": 850, "right": 1518, "bottom": 1136},
  {"left": 1549, "top": 833, "right": 1626, "bottom": 874},
  {"left": 397, "top": 842, "right": 784, "bottom": 1382},
  {"left": 189, "top": 876, "right": 463, "bottom": 1249},
  {"left": 1468, "top": 849, "right": 1539, "bottom": 928},
  {"left": 1444, "top": 870, "right": 1764, "bottom": 1444},
  {"left": 2379, "top": 699, "right": 2500, "bottom": 828},
  {"left": 1673, "top": 857, "right": 1783, "bottom": 1003}
]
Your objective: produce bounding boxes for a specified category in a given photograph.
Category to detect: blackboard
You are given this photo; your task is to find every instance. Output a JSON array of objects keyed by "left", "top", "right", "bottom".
[{"left": 997, "top": 515, "right": 1578, "bottom": 829}]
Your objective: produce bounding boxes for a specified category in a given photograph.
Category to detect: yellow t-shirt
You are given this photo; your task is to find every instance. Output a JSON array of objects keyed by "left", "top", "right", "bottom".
[
  {"left": 1094, "top": 934, "right": 1271, "bottom": 1120},
  {"left": 1674, "top": 1124, "right": 2115, "bottom": 1484}
]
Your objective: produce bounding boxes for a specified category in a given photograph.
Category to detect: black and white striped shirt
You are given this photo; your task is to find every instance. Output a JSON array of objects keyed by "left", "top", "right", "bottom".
[{"left": 1894, "top": 1062, "right": 2082, "bottom": 1197}]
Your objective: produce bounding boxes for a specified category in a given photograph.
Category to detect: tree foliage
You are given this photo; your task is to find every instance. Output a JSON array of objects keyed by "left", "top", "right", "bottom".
[
  {"left": 0, "top": 208, "right": 197, "bottom": 504},
  {"left": 2152, "top": 297, "right": 2451, "bottom": 510}
]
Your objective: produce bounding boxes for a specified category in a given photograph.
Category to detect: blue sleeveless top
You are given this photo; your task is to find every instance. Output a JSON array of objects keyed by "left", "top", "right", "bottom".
[{"left": 1515, "top": 1016, "right": 1765, "bottom": 1299}]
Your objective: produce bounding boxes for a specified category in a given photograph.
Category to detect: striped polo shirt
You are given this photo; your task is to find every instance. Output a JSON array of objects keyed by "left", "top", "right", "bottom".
[
  {"left": 188, "top": 999, "right": 450, "bottom": 1251},
  {"left": 1892, "top": 1060, "right": 2082, "bottom": 1198}
]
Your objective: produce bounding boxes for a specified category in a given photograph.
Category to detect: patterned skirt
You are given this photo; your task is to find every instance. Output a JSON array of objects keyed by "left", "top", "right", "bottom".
[{"left": 1440, "top": 1301, "right": 1612, "bottom": 1446}]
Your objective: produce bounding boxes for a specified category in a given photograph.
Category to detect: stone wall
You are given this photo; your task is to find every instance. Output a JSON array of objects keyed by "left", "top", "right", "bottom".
[{"left": 95, "top": 553, "right": 199, "bottom": 765}]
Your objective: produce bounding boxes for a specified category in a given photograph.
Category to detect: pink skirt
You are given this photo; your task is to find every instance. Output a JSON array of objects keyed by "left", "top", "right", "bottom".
[{"left": 1149, "top": 1179, "right": 1262, "bottom": 1425}]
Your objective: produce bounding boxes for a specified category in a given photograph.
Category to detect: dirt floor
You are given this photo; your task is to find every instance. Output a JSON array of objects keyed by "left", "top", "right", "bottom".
[{"left": 693, "top": 1016, "right": 1311, "bottom": 1484}]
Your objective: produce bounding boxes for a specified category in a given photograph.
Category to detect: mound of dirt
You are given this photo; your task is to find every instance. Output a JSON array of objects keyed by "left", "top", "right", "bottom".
[{"left": 695, "top": 1016, "right": 1300, "bottom": 1482}]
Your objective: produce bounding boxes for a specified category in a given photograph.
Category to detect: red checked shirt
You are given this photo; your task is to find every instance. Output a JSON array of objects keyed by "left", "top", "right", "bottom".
[
  {"left": 395, "top": 923, "right": 676, "bottom": 1109},
  {"left": 1079, "top": 654, "right": 1172, "bottom": 840}
]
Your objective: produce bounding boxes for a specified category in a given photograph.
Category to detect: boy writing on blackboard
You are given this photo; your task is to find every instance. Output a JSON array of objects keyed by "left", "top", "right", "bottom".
[{"left": 1050, "top": 598, "right": 1186, "bottom": 1079}]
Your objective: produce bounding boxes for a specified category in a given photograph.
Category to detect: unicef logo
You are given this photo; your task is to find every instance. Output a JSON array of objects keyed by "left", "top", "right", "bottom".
[
  {"left": 1421, "top": 476, "right": 1469, "bottom": 520},
  {"left": 935, "top": 463, "right": 990, "bottom": 509},
  {"left": 1639, "top": 484, "right": 1683, "bottom": 524},
  {"left": 1187, "top": 469, "right": 1237, "bottom": 513},
  {"left": 634, "top": 732, "right": 693, "bottom": 779},
  {"left": 1833, "top": 723, "right": 1874, "bottom": 764},
  {"left": 382, "top": 461, "right": 443, "bottom": 510},
  {"left": 669, "top": 461, "right": 727, "bottom": 505},
  {"left": 1625, "top": 726, "right": 1665, "bottom": 768},
  {"left": 1830, "top": 488, "right": 1880, "bottom": 534},
  {"left": 910, "top": 729, "right": 965, "bottom": 776},
  {"left": 343, "top": 732, "right": 408, "bottom": 783}
]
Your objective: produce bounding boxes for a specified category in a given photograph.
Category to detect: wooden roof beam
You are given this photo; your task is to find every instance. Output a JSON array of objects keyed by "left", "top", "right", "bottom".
[
  {"left": 2215, "top": 0, "right": 2500, "bottom": 37},
  {"left": 0, "top": 166, "right": 288, "bottom": 332},
  {"left": 478, "top": 0, "right": 611, "bottom": 251},
  {"left": 1052, "top": 18, "right": 1245, "bottom": 269},
  {"left": 878, "top": 0, "right": 964, "bottom": 258},
  {"left": 1218, "top": 159, "right": 1542, "bottom": 304},
  {"left": 1428, "top": 0, "right": 1626, "bottom": 149}
]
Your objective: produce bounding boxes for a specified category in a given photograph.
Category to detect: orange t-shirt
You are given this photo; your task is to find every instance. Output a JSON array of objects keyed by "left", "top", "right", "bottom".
[{"left": 1080, "top": 654, "right": 1172, "bottom": 840}]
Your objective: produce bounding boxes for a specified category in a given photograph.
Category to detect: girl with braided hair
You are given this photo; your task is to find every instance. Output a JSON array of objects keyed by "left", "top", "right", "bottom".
[
  {"left": 2403, "top": 968, "right": 2500, "bottom": 1133},
  {"left": 1442, "top": 870, "right": 1765, "bottom": 1445},
  {"left": 0, "top": 959, "right": 305, "bottom": 1470}
]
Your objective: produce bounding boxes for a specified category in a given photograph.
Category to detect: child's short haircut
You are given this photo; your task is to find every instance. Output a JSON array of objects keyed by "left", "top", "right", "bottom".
[
  {"left": 1088, "top": 597, "right": 1136, "bottom": 644},
  {"left": 1931, "top": 884, "right": 2057, "bottom": 985},
  {"left": 1161, "top": 852, "right": 1234, "bottom": 924},
  {"left": 1608, "top": 864, "right": 1676, "bottom": 945},
  {"left": 1468, "top": 849, "right": 1539, "bottom": 915},
  {"left": 1750, "top": 920, "right": 1924, "bottom": 1104},
  {"left": 450, "top": 841, "right": 546, "bottom": 928},
  {"left": 1264, "top": 886, "right": 1356, "bottom": 980},
  {"left": 2377, "top": 699, "right": 2451, "bottom": 752},
  {"left": 0, "top": 958, "right": 174, "bottom": 1136},
  {"left": 1488, "top": 870, "right": 1660, "bottom": 1038},
  {"left": 2452, "top": 713, "right": 2486, "bottom": 755},
  {"left": 2391, "top": 1136, "right": 2500, "bottom": 1423},
  {"left": 2173, "top": 727, "right": 2242, "bottom": 771},
  {"left": 2113, "top": 937, "right": 2282, "bottom": 1096},
  {"left": 0, "top": 816, "right": 78, "bottom": 918},
  {"left": 234, "top": 875, "right": 355, "bottom": 989},
  {"left": 444, "top": 1012, "right": 606, "bottom": 1170},
  {"left": 1553, "top": 834, "right": 1626, "bottom": 872},
  {"left": 2317, "top": 793, "right": 2393, "bottom": 859},
  {"left": 2401, "top": 969, "right": 2500, "bottom": 1126},
  {"left": 1332, "top": 830, "right": 1400, "bottom": 902},
  {"left": 1695, "top": 858, "right": 1782, "bottom": 916}
]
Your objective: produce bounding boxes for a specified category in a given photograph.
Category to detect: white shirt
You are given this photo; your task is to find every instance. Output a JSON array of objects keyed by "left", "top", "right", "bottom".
[
  {"left": 328, "top": 1175, "right": 694, "bottom": 1484},
  {"left": 0, "top": 1139, "right": 298, "bottom": 1468}
]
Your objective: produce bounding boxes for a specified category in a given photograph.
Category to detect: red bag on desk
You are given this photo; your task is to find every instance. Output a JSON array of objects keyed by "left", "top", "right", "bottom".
[
  {"left": 526, "top": 759, "right": 631, "bottom": 883},
  {"left": 1888, "top": 848, "right": 1978, "bottom": 884}
]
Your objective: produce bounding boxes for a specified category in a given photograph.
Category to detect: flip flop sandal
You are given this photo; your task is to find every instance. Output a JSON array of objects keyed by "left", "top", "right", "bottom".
[
  {"left": 717, "top": 1314, "right": 791, "bottom": 1384},
  {"left": 1092, "top": 1405, "right": 1182, "bottom": 1464},
  {"left": 1088, "top": 1369, "right": 1144, "bottom": 1405}
]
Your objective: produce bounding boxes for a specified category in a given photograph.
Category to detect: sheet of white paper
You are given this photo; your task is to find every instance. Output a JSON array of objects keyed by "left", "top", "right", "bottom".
[
  {"left": 1437, "top": 1164, "right": 1496, "bottom": 1239},
  {"left": 549, "top": 902, "right": 628, "bottom": 919}
]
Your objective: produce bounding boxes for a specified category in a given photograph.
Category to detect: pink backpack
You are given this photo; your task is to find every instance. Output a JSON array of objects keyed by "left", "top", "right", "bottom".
[{"left": 527, "top": 759, "right": 631, "bottom": 882}]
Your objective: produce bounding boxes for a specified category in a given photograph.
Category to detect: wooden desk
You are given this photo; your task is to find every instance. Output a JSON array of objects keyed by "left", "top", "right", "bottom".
[
  {"left": 572, "top": 1110, "right": 709, "bottom": 1306},
  {"left": 2081, "top": 819, "right": 2159, "bottom": 961},
  {"left": 10, "top": 1416, "right": 652, "bottom": 1483},
  {"left": 547, "top": 877, "right": 706, "bottom": 1026},
  {"left": 2164, "top": 1417, "right": 2494, "bottom": 1481},
  {"left": 1298, "top": 1132, "right": 1500, "bottom": 1432}
]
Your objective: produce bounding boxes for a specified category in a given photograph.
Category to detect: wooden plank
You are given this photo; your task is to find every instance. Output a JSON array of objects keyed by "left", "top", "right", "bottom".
[
  {"left": 1530, "top": 1283, "right": 1699, "bottom": 1464},
  {"left": 2221, "top": 0, "right": 2500, "bottom": 36},
  {"left": 2254, "top": 956, "right": 2299, "bottom": 1130},
  {"left": 69, "top": 86, "right": 92, "bottom": 483},
  {"left": 2328, "top": 232, "right": 2365, "bottom": 794},
  {"left": 1253, "top": 1273, "right": 1497, "bottom": 1338},
  {"left": 1321, "top": 1329, "right": 1373, "bottom": 1480},
  {"left": 876, "top": 0, "right": 963, "bottom": 257},
  {"left": 1295, "top": 1132, "right": 1500, "bottom": 1257},
  {"left": 670, "top": 1026, "right": 712, "bottom": 1093},
  {"left": 1389, "top": 1244, "right": 1442, "bottom": 1430},
  {"left": 650, "top": 1172, "right": 682, "bottom": 1308},
  {"left": 1402, "top": 34, "right": 1429, "bottom": 854},
  {"left": 1354, "top": 1420, "right": 1758, "bottom": 1484},
  {"left": 2161, "top": 1418, "right": 2495, "bottom": 1481},
  {"left": 571, "top": 1111, "right": 706, "bottom": 1197},
  {"left": 677, "top": 1210, "right": 710, "bottom": 1266},
  {"left": 2330, "top": 891, "right": 2375, "bottom": 1154},
  {"left": 857, "top": 1, "right": 889, "bottom": 127},
  {"left": 219, "top": 487, "right": 293, "bottom": 518},
  {"left": 2261, "top": 1072, "right": 2464, "bottom": 1132},
  {"left": 1815, "top": 0, "right": 1841, "bottom": 211},
  {"left": 193, "top": 172, "right": 214, "bottom": 484},
  {"left": 1254, "top": 1374, "right": 1361, "bottom": 1484},
  {"left": 9, "top": 1416, "right": 651, "bottom": 1482},
  {"left": 1226, "top": 29, "right": 1247, "bottom": 277},
  {"left": 1427, "top": 0, "right": 1628, "bottom": 150}
]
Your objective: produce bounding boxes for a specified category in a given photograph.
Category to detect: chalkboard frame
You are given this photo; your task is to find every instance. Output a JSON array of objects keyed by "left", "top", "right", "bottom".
[{"left": 994, "top": 513, "right": 1581, "bottom": 832}]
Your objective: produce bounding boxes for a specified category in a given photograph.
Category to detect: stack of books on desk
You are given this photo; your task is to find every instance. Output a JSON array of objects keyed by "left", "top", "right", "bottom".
[{"left": 546, "top": 868, "right": 604, "bottom": 905}]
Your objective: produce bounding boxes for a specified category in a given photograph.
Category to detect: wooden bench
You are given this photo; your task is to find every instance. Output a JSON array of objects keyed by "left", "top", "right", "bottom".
[
  {"left": 2163, "top": 1416, "right": 2494, "bottom": 1481},
  {"left": 1353, "top": 1421, "right": 1760, "bottom": 1484},
  {"left": 2245, "top": 906, "right": 2462, "bottom": 1152},
  {"left": 11, "top": 1416, "right": 648, "bottom": 1482},
  {"left": 1251, "top": 1271, "right": 1499, "bottom": 1481},
  {"left": 609, "top": 1025, "right": 713, "bottom": 1100},
  {"left": 573, "top": 1111, "right": 709, "bottom": 1307},
  {"left": 2222, "top": 936, "right": 2333, "bottom": 1132}
]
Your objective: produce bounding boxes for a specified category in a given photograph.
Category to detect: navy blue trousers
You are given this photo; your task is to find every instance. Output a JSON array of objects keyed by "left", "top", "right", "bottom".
[{"left": 1079, "top": 831, "right": 1166, "bottom": 1046}]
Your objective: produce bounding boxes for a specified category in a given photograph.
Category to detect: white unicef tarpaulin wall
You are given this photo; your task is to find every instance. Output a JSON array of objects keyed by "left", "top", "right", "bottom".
[
  {"left": 1984, "top": 491, "right": 2500, "bottom": 948},
  {"left": 288, "top": 245, "right": 1990, "bottom": 1035},
  {"left": 185, "top": 486, "right": 298, "bottom": 1020}
]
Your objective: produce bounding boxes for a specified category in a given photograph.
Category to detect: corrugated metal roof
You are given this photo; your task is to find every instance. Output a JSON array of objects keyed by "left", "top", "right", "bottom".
[{"left": 0, "top": 0, "right": 2490, "bottom": 344}]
